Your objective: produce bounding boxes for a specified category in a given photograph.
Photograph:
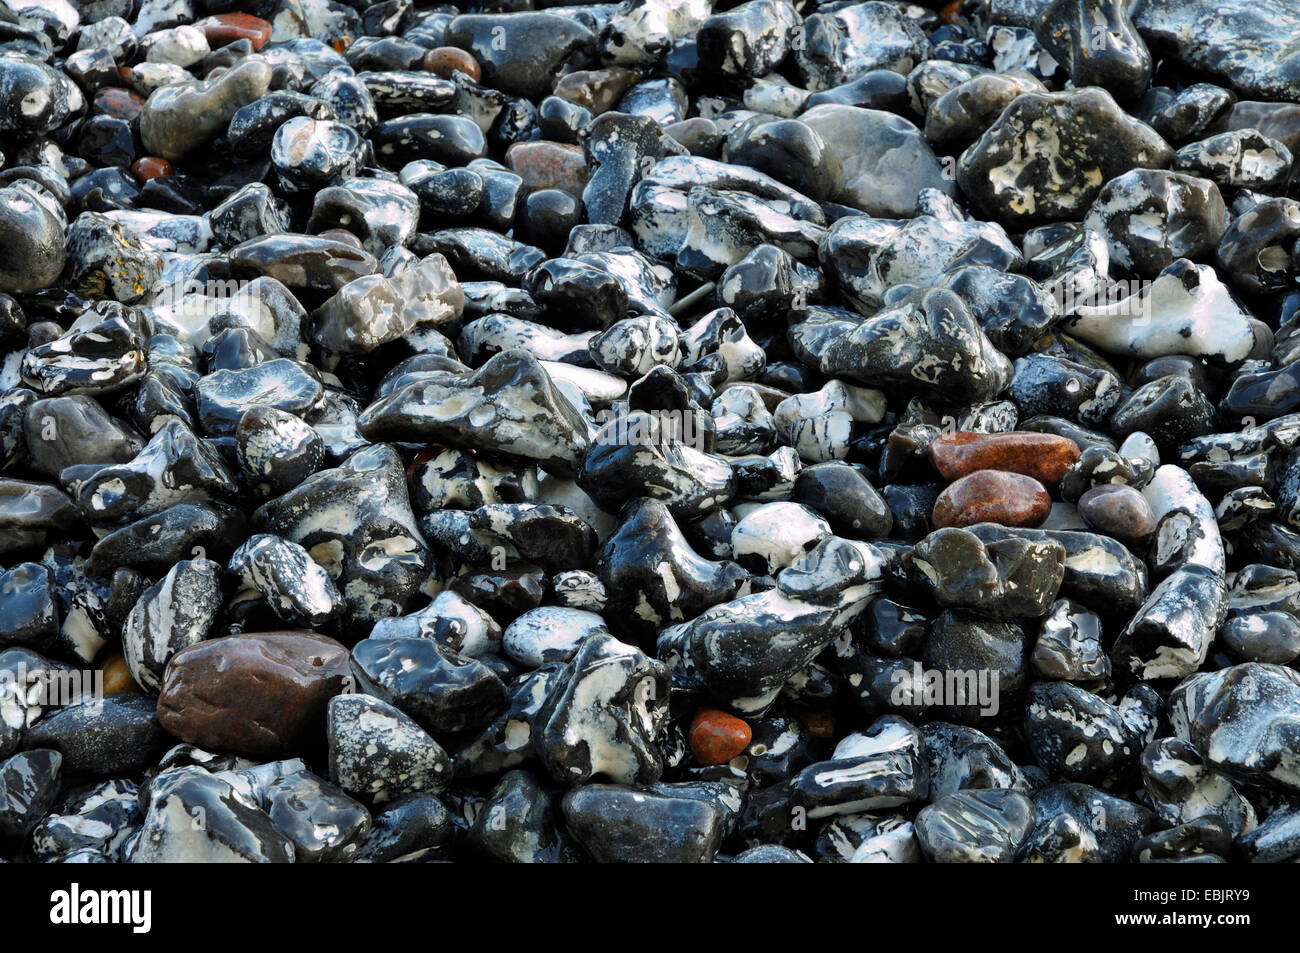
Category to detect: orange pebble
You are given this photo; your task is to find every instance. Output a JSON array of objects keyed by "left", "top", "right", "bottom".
[
  {"left": 131, "top": 156, "right": 172, "bottom": 181},
  {"left": 423, "top": 46, "right": 481, "bottom": 82},
  {"left": 690, "top": 708, "right": 752, "bottom": 765},
  {"left": 196, "top": 12, "right": 272, "bottom": 51},
  {"left": 101, "top": 651, "right": 137, "bottom": 695}
]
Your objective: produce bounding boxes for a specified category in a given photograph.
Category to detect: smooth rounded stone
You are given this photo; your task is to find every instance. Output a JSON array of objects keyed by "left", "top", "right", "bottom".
[
  {"left": 907, "top": 527, "right": 1066, "bottom": 619},
  {"left": 470, "top": 769, "right": 581, "bottom": 864},
  {"left": 122, "top": 558, "right": 222, "bottom": 695},
  {"left": 196, "top": 12, "right": 272, "bottom": 51},
  {"left": 307, "top": 178, "right": 419, "bottom": 257},
  {"left": 551, "top": 570, "right": 606, "bottom": 613},
  {"left": 1022, "top": 782, "right": 1154, "bottom": 862},
  {"left": 1083, "top": 169, "right": 1226, "bottom": 276},
  {"left": 925, "top": 73, "right": 1044, "bottom": 151},
  {"left": 156, "top": 632, "right": 350, "bottom": 755},
  {"left": 933, "top": 266, "right": 1059, "bottom": 358},
  {"left": 1032, "top": 598, "right": 1110, "bottom": 681},
  {"left": 1237, "top": 808, "right": 1300, "bottom": 863},
  {"left": 589, "top": 316, "right": 680, "bottom": 378},
  {"left": 351, "top": 636, "right": 506, "bottom": 739},
  {"left": 915, "top": 789, "right": 1035, "bottom": 863},
  {"left": 360, "top": 350, "right": 589, "bottom": 475},
  {"left": 140, "top": 57, "right": 270, "bottom": 161},
  {"left": 1190, "top": 663, "right": 1300, "bottom": 793},
  {"left": 711, "top": 385, "right": 778, "bottom": 456},
  {"left": 1222, "top": 360, "right": 1300, "bottom": 423},
  {"left": 929, "top": 431, "right": 1080, "bottom": 486},
  {"left": 1132, "top": 0, "right": 1300, "bottom": 103},
  {"left": 21, "top": 303, "right": 150, "bottom": 397},
  {"left": 729, "top": 502, "right": 832, "bottom": 576},
  {"left": 818, "top": 289, "right": 1011, "bottom": 405},
  {"left": 577, "top": 412, "right": 734, "bottom": 519},
  {"left": 0, "top": 562, "right": 58, "bottom": 650},
  {"left": 235, "top": 405, "right": 323, "bottom": 498},
  {"left": 467, "top": 502, "right": 596, "bottom": 574},
  {"left": 695, "top": 0, "right": 798, "bottom": 79},
  {"left": 312, "top": 253, "right": 463, "bottom": 355},
  {"left": 791, "top": 717, "right": 928, "bottom": 818},
  {"left": 0, "top": 478, "right": 75, "bottom": 556},
  {"left": 445, "top": 13, "right": 593, "bottom": 102},
  {"left": 665, "top": 588, "right": 843, "bottom": 707},
  {"left": 251, "top": 445, "right": 431, "bottom": 634},
  {"left": 922, "top": 722, "right": 1027, "bottom": 799},
  {"left": 582, "top": 112, "right": 667, "bottom": 227},
  {"left": 723, "top": 116, "right": 834, "bottom": 205},
  {"left": 0, "top": 749, "right": 61, "bottom": 843},
  {"left": 1133, "top": 816, "right": 1234, "bottom": 862},
  {"left": 0, "top": 182, "right": 65, "bottom": 294},
  {"left": 799, "top": 104, "right": 954, "bottom": 216},
  {"left": 535, "top": 632, "right": 668, "bottom": 786},
  {"left": 141, "top": 24, "right": 209, "bottom": 67},
  {"left": 228, "top": 534, "right": 342, "bottom": 629},
  {"left": 1140, "top": 737, "right": 1256, "bottom": 838},
  {"left": 21, "top": 396, "right": 141, "bottom": 478},
  {"left": 773, "top": 380, "right": 885, "bottom": 464},
  {"left": 195, "top": 359, "right": 323, "bottom": 440},
  {"left": 369, "top": 113, "right": 486, "bottom": 169},
  {"left": 1141, "top": 464, "right": 1224, "bottom": 577},
  {"left": 1220, "top": 612, "right": 1300, "bottom": 664},
  {"left": 796, "top": 1, "right": 929, "bottom": 91},
  {"left": 1077, "top": 484, "right": 1156, "bottom": 544},
  {"left": 933, "top": 470, "right": 1051, "bottom": 530},
  {"left": 0, "top": 55, "right": 82, "bottom": 137},
  {"left": 1033, "top": 0, "right": 1150, "bottom": 94},
  {"left": 260, "top": 770, "right": 370, "bottom": 863},
  {"left": 1025, "top": 681, "right": 1159, "bottom": 785},
  {"left": 23, "top": 693, "right": 166, "bottom": 778},
  {"left": 1137, "top": 84, "right": 1236, "bottom": 146},
  {"left": 792, "top": 462, "right": 892, "bottom": 540},
  {"left": 561, "top": 784, "right": 726, "bottom": 863},
  {"left": 129, "top": 766, "right": 293, "bottom": 863},
  {"left": 688, "top": 708, "right": 752, "bottom": 767},
  {"left": 86, "top": 501, "right": 245, "bottom": 577},
  {"left": 1216, "top": 197, "right": 1300, "bottom": 296},
  {"left": 595, "top": 498, "right": 746, "bottom": 637},
  {"left": 525, "top": 258, "right": 630, "bottom": 332},
  {"left": 367, "top": 590, "right": 501, "bottom": 661},
  {"left": 351, "top": 792, "right": 453, "bottom": 863},
  {"left": 228, "top": 233, "right": 379, "bottom": 296},
  {"left": 1008, "top": 354, "right": 1120, "bottom": 428},
  {"left": 269, "top": 117, "right": 362, "bottom": 194},
  {"left": 1066, "top": 261, "right": 1255, "bottom": 367},
  {"left": 1173, "top": 129, "right": 1292, "bottom": 192},
  {"left": 326, "top": 693, "right": 449, "bottom": 804},
  {"left": 408, "top": 447, "right": 537, "bottom": 515},
  {"left": 503, "top": 140, "right": 587, "bottom": 200},
  {"left": 1112, "top": 566, "right": 1227, "bottom": 681},
  {"left": 29, "top": 779, "right": 140, "bottom": 862},
  {"left": 501, "top": 607, "right": 608, "bottom": 669},
  {"left": 957, "top": 88, "right": 1173, "bottom": 226},
  {"left": 209, "top": 182, "right": 290, "bottom": 249}
]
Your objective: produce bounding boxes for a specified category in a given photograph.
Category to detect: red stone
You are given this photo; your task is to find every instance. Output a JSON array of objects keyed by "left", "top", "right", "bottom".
[
  {"left": 689, "top": 708, "right": 751, "bottom": 766},
  {"left": 552, "top": 67, "right": 642, "bottom": 114},
  {"left": 423, "top": 46, "right": 481, "bottom": 82},
  {"left": 131, "top": 157, "right": 172, "bottom": 181},
  {"left": 803, "top": 711, "right": 835, "bottom": 740},
  {"left": 504, "top": 140, "right": 589, "bottom": 198},
  {"left": 932, "top": 469, "right": 1052, "bottom": 529},
  {"left": 196, "top": 13, "right": 272, "bottom": 52},
  {"left": 93, "top": 87, "right": 145, "bottom": 123},
  {"left": 157, "top": 631, "right": 350, "bottom": 755},
  {"left": 929, "top": 430, "right": 1081, "bottom": 485}
]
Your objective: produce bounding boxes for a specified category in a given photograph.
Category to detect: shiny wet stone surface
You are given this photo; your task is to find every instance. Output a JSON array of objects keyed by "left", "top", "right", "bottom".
[{"left": 0, "top": 0, "right": 1297, "bottom": 868}]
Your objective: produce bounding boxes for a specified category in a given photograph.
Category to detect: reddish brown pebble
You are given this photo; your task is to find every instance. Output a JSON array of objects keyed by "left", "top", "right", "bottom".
[
  {"left": 93, "top": 87, "right": 145, "bottom": 123},
  {"left": 423, "top": 46, "right": 481, "bottom": 82},
  {"left": 932, "top": 469, "right": 1052, "bottom": 529},
  {"left": 196, "top": 12, "right": 272, "bottom": 51},
  {"left": 552, "top": 67, "right": 642, "bottom": 114},
  {"left": 690, "top": 708, "right": 752, "bottom": 765},
  {"left": 156, "top": 631, "right": 350, "bottom": 755},
  {"left": 131, "top": 156, "right": 172, "bottom": 181},
  {"left": 317, "top": 227, "right": 362, "bottom": 248},
  {"left": 504, "top": 140, "right": 589, "bottom": 198},
  {"left": 100, "top": 650, "right": 136, "bottom": 694},
  {"left": 929, "top": 430, "right": 1081, "bottom": 485}
]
